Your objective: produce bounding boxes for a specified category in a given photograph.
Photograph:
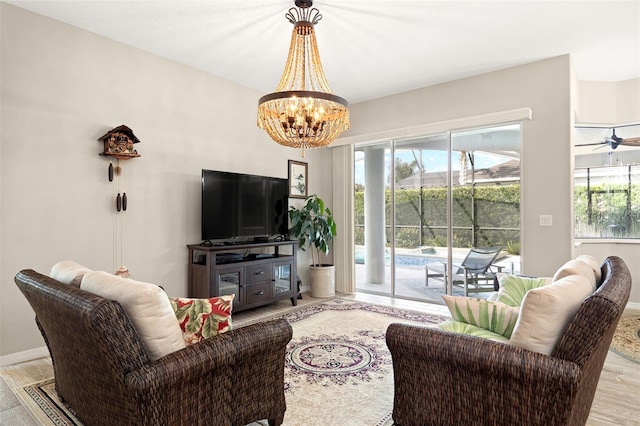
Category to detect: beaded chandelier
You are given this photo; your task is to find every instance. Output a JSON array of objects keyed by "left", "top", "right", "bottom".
[{"left": 257, "top": 0, "right": 349, "bottom": 155}]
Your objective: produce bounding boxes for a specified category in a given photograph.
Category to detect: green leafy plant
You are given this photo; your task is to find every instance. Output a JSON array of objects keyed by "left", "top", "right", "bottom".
[
  {"left": 506, "top": 240, "right": 520, "bottom": 255},
  {"left": 289, "top": 195, "right": 337, "bottom": 267}
]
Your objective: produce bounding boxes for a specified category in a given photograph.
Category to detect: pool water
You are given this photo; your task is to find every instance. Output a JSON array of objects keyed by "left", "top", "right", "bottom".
[{"left": 354, "top": 247, "right": 458, "bottom": 267}]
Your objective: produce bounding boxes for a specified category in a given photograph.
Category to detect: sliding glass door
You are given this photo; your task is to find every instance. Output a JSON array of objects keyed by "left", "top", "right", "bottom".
[
  {"left": 392, "top": 134, "right": 450, "bottom": 301},
  {"left": 354, "top": 124, "right": 521, "bottom": 303}
]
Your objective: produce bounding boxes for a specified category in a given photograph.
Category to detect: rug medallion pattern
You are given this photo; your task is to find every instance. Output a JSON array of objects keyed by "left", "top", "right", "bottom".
[
  {"left": 279, "top": 298, "right": 441, "bottom": 391},
  {"left": 286, "top": 330, "right": 388, "bottom": 387}
]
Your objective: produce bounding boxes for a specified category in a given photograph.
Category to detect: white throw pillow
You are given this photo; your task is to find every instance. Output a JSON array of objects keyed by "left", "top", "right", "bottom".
[
  {"left": 81, "top": 271, "right": 186, "bottom": 360},
  {"left": 552, "top": 259, "right": 597, "bottom": 290},
  {"left": 50, "top": 260, "right": 92, "bottom": 288},
  {"left": 509, "top": 274, "right": 593, "bottom": 355}
]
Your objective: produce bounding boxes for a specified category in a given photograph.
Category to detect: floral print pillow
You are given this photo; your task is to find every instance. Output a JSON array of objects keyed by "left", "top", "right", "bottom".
[{"left": 169, "top": 295, "right": 234, "bottom": 345}]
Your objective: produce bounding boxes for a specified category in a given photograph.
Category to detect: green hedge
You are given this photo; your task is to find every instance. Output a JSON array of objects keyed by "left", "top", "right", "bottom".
[
  {"left": 574, "top": 184, "right": 640, "bottom": 238},
  {"left": 355, "top": 184, "right": 520, "bottom": 251}
]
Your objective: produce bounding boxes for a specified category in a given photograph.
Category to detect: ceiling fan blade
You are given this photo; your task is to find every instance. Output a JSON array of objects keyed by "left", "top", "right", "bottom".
[
  {"left": 575, "top": 142, "right": 606, "bottom": 147},
  {"left": 575, "top": 130, "right": 640, "bottom": 148},
  {"left": 622, "top": 137, "right": 640, "bottom": 145}
]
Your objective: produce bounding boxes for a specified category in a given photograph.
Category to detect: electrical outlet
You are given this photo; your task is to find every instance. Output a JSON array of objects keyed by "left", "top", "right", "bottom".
[{"left": 539, "top": 214, "right": 553, "bottom": 227}]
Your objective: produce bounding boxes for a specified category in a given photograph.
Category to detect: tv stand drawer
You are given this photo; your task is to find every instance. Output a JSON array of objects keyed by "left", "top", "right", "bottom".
[
  {"left": 246, "top": 264, "right": 273, "bottom": 284},
  {"left": 245, "top": 282, "right": 273, "bottom": 305}
]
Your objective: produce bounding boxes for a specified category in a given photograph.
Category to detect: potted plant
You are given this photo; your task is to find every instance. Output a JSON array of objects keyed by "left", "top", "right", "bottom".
[{"left": 288, "top": 194, "right": 337, "bottom": 298}]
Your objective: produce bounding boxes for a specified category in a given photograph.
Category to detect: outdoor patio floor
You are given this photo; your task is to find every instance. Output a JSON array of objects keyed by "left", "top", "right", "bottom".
[{"left": 355, "top": 255, "right": 520, "bottom": 303}]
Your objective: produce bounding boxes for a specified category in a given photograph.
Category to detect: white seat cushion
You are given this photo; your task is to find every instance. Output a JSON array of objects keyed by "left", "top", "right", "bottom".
[
  {"left": 509, "top": 274, "right": 593, "bottom": 355},
  {"left": 50, "top": 261, "right": 92, "bottom": 288},
  {"left": 81, "top": 271, "right": 186, "bottom": 360}
]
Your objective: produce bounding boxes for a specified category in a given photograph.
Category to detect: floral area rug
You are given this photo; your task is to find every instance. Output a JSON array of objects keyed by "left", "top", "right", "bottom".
[
  {"left": 609, "top": 312, "right": 640, "bottom": 364},
  {"left": 16, "top": 297, "right": 445, "bottom": 426}
]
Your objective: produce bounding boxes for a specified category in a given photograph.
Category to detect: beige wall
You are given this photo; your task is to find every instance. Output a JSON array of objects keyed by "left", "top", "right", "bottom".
[
  {"left": 577, "top": 79, "right": 640, "bottom": 124},
  {"left": 0, "top": 4, "right": 331, "bottom": 359},
  {"left": 574, "top": 241, "right": 640, "bottom": 305}
]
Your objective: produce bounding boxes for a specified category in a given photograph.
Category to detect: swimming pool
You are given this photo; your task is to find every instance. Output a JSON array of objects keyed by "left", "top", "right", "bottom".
[{"left": 354, "top": 246, "right": 459, "bottom": 267}]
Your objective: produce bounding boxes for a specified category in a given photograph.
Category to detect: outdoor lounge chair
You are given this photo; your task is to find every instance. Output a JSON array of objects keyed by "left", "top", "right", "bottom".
[{"left": 425, "top": 247, "right": 503, "bottom": 296}]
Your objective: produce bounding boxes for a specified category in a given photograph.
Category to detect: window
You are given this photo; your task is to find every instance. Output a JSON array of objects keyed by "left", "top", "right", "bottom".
[{"left": 574, "top": 125, "right": 640, "bottom": 239}]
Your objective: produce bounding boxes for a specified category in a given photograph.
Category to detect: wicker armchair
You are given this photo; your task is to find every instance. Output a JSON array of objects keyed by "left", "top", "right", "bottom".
[
  {"left": 386, "top": 256, "right": 631, "bottom": 426},
  {"left": 15, "top": 269, "right": 293, "bottom": 426}
]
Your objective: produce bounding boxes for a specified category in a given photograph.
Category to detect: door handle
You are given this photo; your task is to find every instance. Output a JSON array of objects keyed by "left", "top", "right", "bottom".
[{"left": 254, "top": 290, "right": 265, "bottom": 296}]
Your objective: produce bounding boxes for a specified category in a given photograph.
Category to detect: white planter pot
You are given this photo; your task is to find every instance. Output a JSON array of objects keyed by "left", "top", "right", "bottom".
[{"left": 310, "top": 265, "right": 335, "bottom": 298}]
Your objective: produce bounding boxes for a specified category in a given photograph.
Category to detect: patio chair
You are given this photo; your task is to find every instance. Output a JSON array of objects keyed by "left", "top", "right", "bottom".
[{"left": 425, "top": 247, "right": 503, "bottom": 296}]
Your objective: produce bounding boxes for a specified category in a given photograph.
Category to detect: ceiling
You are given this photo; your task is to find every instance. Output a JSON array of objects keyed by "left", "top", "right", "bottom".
[{"left": 7, "top": 0, "right": 640, "bottom": 104}]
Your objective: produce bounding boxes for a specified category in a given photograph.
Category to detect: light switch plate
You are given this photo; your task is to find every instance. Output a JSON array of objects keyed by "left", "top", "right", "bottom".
[{"left": 539, "top": 214, "right": 553, "bottom": 226}]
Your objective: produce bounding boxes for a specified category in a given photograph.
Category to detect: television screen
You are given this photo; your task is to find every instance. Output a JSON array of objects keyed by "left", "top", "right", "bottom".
[{"left": 201, "top": 170, "right": 288, "bottom": 242}]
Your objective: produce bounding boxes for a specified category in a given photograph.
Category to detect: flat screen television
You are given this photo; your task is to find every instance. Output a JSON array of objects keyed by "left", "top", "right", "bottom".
[{"left": 201, "top": 169, "right": 289, "bottom": 242}]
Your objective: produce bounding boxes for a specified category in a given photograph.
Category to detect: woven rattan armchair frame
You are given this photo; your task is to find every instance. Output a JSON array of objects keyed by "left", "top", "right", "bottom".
[
  {"left": 15, "top": 269, "right": 292, "bottom": 426},
  {"left": 387, "top": 256, "right": 631, "bottom": 426}
]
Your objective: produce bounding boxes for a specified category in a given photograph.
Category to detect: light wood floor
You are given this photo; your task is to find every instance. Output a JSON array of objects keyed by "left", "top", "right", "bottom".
[{"left": 1, "top": 294, "right": 638, "bottom": 425}]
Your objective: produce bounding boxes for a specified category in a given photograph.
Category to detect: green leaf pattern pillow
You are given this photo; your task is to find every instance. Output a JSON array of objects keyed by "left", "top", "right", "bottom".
[
  {"left": 437, "top": 320, "right": 510, "bottom": 343},
  {"left": 442, "top": 295, "right": 520, "bottom": 338},
  {"left": 496, "top": 274, "right": 551, "bottom": 307}
]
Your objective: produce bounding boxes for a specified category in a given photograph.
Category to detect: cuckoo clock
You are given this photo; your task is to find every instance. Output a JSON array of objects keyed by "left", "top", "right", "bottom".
[
  {"left": 98, "top": 125, "right": 141, "bottom": 212},
  {"left": 98, "top": 125, "right": 141, "bottom": 160}
]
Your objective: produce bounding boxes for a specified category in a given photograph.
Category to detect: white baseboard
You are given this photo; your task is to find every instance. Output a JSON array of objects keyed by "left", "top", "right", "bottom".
[
  {"left": 0, "top": 346, "right": 49, "bottom": 367},
  {"left": 626, "top": 301, "right": 640, "bottom": 311}
]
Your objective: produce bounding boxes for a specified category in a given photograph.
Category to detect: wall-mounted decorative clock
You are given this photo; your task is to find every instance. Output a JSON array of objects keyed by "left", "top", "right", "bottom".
[
  {"left": 97, "top": 124, "right": 141, "bottom": 160},
  {"left": 98, "top": 125, "right": 141, "bottom": 212}
]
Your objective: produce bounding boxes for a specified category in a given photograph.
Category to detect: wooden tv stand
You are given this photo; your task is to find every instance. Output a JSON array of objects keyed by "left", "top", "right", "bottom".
[{"left": 187, "top": 240, "right": 298, "bottom": 312}]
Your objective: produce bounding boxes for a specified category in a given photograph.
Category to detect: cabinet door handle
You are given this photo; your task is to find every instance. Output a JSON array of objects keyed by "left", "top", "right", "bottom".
[
  {"left": 254, "top": 290, "right": 265, "bottom": 296},
  {"left": 254, "top": 270, "right": 265, "bottom": 275}
]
